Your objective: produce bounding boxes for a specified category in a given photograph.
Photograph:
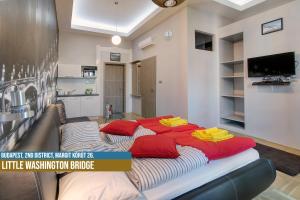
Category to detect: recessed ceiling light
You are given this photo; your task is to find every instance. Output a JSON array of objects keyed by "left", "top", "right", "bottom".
[
  {"left": 214, "top": 0, "right": 266, "bottom": 11},
  {"left": 227, "top": 0, "right": 253, "bottom": 6}
]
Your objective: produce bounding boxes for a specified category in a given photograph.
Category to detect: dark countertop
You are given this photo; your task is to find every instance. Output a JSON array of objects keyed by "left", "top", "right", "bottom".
[{"left": 57, "top": 94, "right": 99, "bottom": 97}]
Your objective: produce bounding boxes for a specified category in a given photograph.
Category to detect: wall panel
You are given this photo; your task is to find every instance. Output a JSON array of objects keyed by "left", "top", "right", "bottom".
[{"left": 0, "top": 0, "right": 58, "bottom": 150}]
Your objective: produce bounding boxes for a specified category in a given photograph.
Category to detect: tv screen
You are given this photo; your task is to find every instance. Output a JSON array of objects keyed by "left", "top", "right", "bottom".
[{"left": 248, "top": 52, "right": 295, "bottom": 77}]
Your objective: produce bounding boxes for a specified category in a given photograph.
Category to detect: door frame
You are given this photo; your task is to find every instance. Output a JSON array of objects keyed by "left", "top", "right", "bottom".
[
  {"left": 140, "top": 56, "right": 157, "bottom": 118},
  {"left": 103, "top": 62, "right": 126, "bottom": 116}
]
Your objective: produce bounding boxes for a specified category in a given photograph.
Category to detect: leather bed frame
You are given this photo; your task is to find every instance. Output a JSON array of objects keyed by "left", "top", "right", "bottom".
[{"left": 0, "top": 105, "right": 276, "bottom": 200}]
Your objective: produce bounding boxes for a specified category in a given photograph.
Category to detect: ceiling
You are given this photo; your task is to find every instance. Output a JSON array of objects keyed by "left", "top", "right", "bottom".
[
  {"left": 71, "top": 0, "right": 160, "bottom": 36},
  {"left": 213, "top": 0, "right": 267, "bottom": 11},
  {"left": 55, "top": 0, "right": 294, "bottom": 40}
]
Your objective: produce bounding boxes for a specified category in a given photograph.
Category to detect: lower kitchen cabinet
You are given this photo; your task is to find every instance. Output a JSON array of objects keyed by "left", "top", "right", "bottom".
[
  {"left": 80, "top": 96, "right": 100, "bottom": 117},
  {"left": 57, "top": 96, "right": 100, "bottom": 118}
]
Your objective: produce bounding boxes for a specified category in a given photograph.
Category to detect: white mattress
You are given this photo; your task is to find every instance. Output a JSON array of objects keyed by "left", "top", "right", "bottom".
[{"left": 141, "top": 148, "right": 259, "bottom": 200}]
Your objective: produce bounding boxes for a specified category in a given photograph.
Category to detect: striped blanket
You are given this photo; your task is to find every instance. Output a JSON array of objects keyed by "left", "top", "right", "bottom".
[
  {"left": 99, "top": 123, "right": 155, "bottom": 144},
  {"left": 116, "top": 140, "right": 209, "bottom": 191},
  {"left": 62, "top": 122, "right": 209, "bottom": 191},
  {"left": 61, "top": 122, "right": 117, "bottom": 152}
]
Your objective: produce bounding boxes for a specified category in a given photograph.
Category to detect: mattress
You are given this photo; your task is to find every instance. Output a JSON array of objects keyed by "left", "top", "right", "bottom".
[{"left": 141, "top": 148, "right": 259, "bottom": 200}]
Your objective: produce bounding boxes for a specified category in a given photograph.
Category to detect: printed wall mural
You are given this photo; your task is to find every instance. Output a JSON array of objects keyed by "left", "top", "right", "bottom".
[{"left": 0, "top": 0, "right": 59, "bottom": 150}]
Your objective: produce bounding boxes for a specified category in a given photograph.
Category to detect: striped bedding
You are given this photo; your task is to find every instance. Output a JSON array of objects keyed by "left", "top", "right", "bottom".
[
  {"left": 62, "top": 121, "right": 209, "bottom": 191},
  {"left": 116, "top": 140, "right": 209, "bottom": 191},
  {"left": 99, "top": 123, "right": 155, "bottom": 144},
  {"left": 61, "top": 121, "right": 116, "bottom": 152}
]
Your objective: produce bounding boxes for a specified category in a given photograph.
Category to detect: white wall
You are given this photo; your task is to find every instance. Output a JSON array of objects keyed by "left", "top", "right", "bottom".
[
  {"left": 218, "top": 0, "right": 300, "bottom": 149},
  {"left": 58, "top": 31, "right": 132, "bottom": 115},
  {"left": 59, "top": 31, "right": 131, "bottom": 65},
  {"left": 132, "top": 8, "right": 189, "bottom": 118},
  {"left": 132, "top": 7, "right": 231, "bottom": 125},
  {"left": 187, "top": 7, "right": 231, "bottom": 127}
]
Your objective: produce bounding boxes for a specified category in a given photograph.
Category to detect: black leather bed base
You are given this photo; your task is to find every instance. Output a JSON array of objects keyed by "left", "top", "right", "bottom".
[
  {"left": 175, "top": 158, "right": 276, "bottom": 200},
  {"left": 0, "top": 105, "right": 276, "bottom": 200}
]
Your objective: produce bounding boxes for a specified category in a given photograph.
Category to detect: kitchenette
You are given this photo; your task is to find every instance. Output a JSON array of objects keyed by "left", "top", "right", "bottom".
[{"left": 57, "top": 64, "right": 101, "bottom": 118}]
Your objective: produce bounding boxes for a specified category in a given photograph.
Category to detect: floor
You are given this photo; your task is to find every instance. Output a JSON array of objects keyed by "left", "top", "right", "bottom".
[
  {"left": 93, "top": 113, "right": 300, "bottom": 200},
  {"left": 254, "top": 171, "right": 300, "bottom": 200}
]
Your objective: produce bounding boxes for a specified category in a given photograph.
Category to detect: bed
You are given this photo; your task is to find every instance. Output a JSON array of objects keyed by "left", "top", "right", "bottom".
[{"left": 0, "top": 105, "right": 276, "bottom": 200}]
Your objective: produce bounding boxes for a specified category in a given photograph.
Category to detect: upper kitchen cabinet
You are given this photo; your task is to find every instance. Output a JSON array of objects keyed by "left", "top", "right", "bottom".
[{"left": 58, "top": 64, "right": 82, "bottom": 77}]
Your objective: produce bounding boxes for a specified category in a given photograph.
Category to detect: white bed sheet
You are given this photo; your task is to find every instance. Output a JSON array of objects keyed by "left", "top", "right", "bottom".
[{"left": 141, "top": 148, "right": 259, "bottom": 200}]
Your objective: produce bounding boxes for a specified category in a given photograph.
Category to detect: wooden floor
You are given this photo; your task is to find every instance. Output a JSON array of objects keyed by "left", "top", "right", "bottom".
[
  {"left": 255, "top": 171, "right": 300, "bottom": 200},
  {"left": 233, "top": 133, "right": 300, "bottom": 199},
  {"left": 93, "top": 113, "right": 300, "bottom": 200}
]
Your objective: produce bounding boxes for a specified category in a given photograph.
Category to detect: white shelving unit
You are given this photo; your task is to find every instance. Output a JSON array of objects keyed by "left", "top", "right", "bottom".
[{"left": 219, "top": 32, "right": 245, "bottom": 130}]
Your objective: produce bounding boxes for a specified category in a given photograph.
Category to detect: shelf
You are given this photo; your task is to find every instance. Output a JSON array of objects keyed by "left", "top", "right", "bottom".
[
  {"left": 221, "top": 75, "right": 244, "bottom": 78},
  {"left": 220, "top": 121, "right": 245, "bottom": 130},
  {"left": 220, "top": 60, "right": 243, "bottom": 65},
  {"left": 252, "top": 81, "right": 291, "bottom": 86},
  {"left": 221, "top": 94, "right": 244, "bottom": 98},
  {"left": 220, "top": 32, "right": 245, "bottom": 131},
  {"left": 221, "top": 114, "right": 244, "bottom": 123},
  {"left": 57, "top": 76, "right": 97, "bottom": 79},
  {"left": 57, "top": 94, "right": 99, "bottom": 97}
]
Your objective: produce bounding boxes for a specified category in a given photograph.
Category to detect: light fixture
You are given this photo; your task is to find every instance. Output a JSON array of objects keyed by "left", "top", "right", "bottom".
[
  {"left": 213, "top": 0, "right": 266, "bottom": 11},
  {"left": 227, "top": 0, "right": 253, "bottom": 6},
  {"left": 152, "top": 0, "right": 185, "bottom": 8},
  {"left": 0, "top": 83, "right": 34, "bottom": 123},
  {"left": 112, "top": 35, "right": 121, "bottom": 46},
  {"left": 111, "top": 1, "right": 122, "bottom": 46}
]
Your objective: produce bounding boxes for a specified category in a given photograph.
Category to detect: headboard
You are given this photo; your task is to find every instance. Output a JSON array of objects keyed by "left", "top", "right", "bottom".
[{"left": 0, "top": 105, "right": 60, "bottom": 200}]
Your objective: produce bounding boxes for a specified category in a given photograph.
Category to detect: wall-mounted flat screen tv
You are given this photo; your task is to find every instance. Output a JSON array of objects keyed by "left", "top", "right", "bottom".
[{"left": 248, "top": 52, "right": 295, "bottom": 77}]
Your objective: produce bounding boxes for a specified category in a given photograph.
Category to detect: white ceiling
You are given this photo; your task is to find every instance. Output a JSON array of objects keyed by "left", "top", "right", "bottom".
[
  {"left": 71, "top": 0, "right": 160, "bottom": 36},
  {"left": 214, "top": 0, "right": 266, "bottom": 11},
  {"left": 55, "top": 0, "right": 294, "bottom": 39}
]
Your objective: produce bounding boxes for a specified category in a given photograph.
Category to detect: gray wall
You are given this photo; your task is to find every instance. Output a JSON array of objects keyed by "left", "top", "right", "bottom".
[
  {"left": 219, "top": 0, "right": 300, "bottom": 149},
  {"left": 132, "top": 6, "right": 231, "bottom": 125},
  {"left": 187, "top": 7, "right": 231, "bottom": 127},
  {"left": 132, "top": 8, "right": 189, "bottom": 117}
]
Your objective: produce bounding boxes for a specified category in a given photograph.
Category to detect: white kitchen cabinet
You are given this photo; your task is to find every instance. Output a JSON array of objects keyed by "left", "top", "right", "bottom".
[
  {"left": 58, "top": 96, "right": 100, "bottom": 118},
  {"left": 80, "top": 96, "right": 100, "bottom": 117},
  {"left": 58, "top": 64, "right": 82, "bottom": 77},
  {"left": 58, "top": 97, "right": 81, "bottom": 118}
]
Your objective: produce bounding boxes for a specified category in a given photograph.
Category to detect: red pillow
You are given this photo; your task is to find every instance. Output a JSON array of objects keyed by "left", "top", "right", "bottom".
[
  {"left": 172, "top": 124, "right": 202, "bottom": 132},
  {"left": 176, "top": 136, "right": 255, "bottom": 160},
  {"left": 142, "top": 124, "right": 172, "bottom": 134},
  {"left": 129, "top": 135, "right": 180, "bottom": 158},
  {"left": 100, "top": 120, "right": 139, "bottom": 136},
  {"left": 137, "top": 115, "right": 174, "bottom": 125}
]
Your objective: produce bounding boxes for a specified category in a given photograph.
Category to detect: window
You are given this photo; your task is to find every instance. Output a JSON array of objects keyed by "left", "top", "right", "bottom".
[{"left": 195, "top": 31, "right": 213, "bottom": 51}]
